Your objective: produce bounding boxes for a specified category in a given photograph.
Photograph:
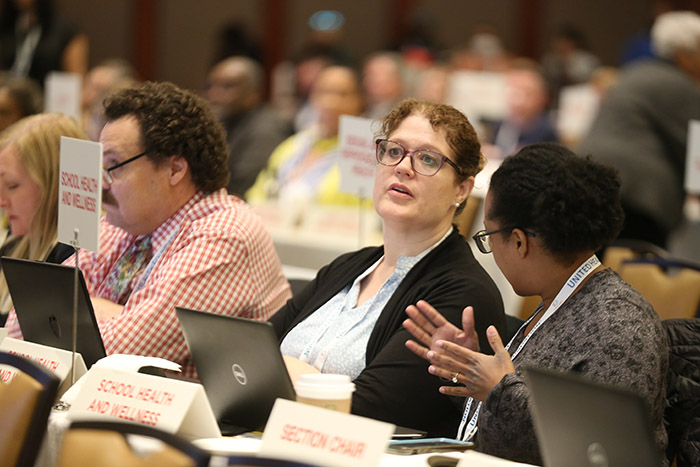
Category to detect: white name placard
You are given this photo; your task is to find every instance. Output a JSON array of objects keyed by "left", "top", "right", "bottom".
[
  {"left": 58, "top": 137, "right": 102, "bottom": 253},
  {"left": 338, "top": 115, "right": 376, "bottom": 197},
  {"left": 0, "top": 338, "right": 87, "bottom": 394},
  {"left": 45, "top": 72, "right": 82, "bottom": 122},
  {"left": 446, "top": 71, "right": 508, "bottom": 122},
  {"left": 261, "top": 398, "right": 394, "bottom": 467},
  {"left": 69, "top": 367, "right": 220, "bottom": 440},
  {"left": 686, "top": 120, "right": 700, "bottom": 194}
]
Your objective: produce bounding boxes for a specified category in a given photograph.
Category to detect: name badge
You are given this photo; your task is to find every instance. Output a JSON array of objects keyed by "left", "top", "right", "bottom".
[
  {"left": 68, "top": 366, "right": 220, "bottom": 440},
  {"left": 261, "top": 398, "right": 394, "bottom": 467},
  {"left": 0, "top": 337, "right": 87, "bottom": 396}
]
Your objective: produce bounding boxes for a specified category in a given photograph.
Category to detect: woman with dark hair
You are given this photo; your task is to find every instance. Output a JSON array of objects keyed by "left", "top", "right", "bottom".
[
  {"left": 0, "top": 0, "right": 88, "bottom": 85},
  {"left": 404, "top": 142, "right": 668, "bottom": 464},
  {"left": 272, "top": 98, "right": 505, "bottom": 436}
]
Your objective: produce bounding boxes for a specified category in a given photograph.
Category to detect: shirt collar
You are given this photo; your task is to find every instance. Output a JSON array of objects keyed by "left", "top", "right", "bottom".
[{"left": 148, "top": 191, "right": 205, "bottom": 253}]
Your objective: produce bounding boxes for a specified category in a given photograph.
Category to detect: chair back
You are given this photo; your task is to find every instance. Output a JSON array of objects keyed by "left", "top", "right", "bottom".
[
  {"left": 57, "top": 420, "right": 210, "bottom": 467},
  {"left": 0, "top": 351, "right": 60, "bottom": 467},
  {"left": 602, "top": 239, "right": 671, "bottom": 273},
  {"left": 602, "top": 239, "right": 700, "bottom": 320},
  {"left": 617, "top": 258, "right": 700, "bottom": 320}
]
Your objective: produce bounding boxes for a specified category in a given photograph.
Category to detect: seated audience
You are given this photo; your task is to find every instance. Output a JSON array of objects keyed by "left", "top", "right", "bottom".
[
  {"left": 205, "top": 56, "right": 291, "bottom": 197},
  {"left": 246, "top": 64, "right": 364, "bottom": 207},
  {"left": 5, "top": 82, "right": 291, "bottom": 378},
  {"left": 0, "top": 75, "right": 42, "bottom": 132},
  {"left": 0, "top": 113, "right": 82, "bottom": 323},
  {"left": 578, "top": 10, "right": 700, "bottom": 249},
  {"left": 271, "top": 98, "right": 506, "bottom": 436},
  {"left": 404, "top": 143, "right": 668, "bottom": 464}
]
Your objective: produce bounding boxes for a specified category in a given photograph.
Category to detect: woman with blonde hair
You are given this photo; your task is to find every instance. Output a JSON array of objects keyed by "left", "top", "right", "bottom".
[{"left": 0, "top": 113, "right": 87, "bottom": 322}]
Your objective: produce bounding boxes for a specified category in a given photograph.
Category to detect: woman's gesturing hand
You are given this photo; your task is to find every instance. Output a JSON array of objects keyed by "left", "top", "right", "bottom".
[
  {"left": 426, "top": 326, "right": 515, "bottom": 401},
  {"left": 403, "top": 300, "right": 479, "bottom": 361},
  {"left": 404, "top": 300, "right": 514, "bottom": 401}
]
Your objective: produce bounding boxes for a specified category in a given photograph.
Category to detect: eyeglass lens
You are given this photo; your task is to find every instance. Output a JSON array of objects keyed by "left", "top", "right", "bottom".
[{"left": 377, "top": 140, "right": 444, "bottom": 176}]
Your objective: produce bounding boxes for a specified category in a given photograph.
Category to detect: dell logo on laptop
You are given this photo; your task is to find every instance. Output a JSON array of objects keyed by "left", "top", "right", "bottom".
[
  {"left": 231, "top": 363, "right": 247, "bottom": 385},
  {"left": 587, "top": 442, "right": 609, "bottom": 467}
]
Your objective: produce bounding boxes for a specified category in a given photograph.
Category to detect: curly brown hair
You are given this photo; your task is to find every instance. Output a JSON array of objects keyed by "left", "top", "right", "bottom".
[
  {"left": 377, "top": 98, "right": 485, "bottom": 181},
  {"left": 103, "top": 81, "right": 229, "bottom": 193}
]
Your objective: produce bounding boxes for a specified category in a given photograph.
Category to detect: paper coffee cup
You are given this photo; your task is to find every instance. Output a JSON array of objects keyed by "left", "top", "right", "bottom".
[{"left": 294, "top": 374, "right": 356, "bottom": 413}]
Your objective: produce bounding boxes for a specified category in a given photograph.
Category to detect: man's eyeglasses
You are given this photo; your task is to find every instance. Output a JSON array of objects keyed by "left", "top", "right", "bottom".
[
  {"left": 472, "top": 227, "right": 537, "bottom": 254},
  {"left": 103, "top": 151, "right": 147, "bottom": 184},
  {"left": 375, "top": 139, "right": 462, "bottom": 177}
]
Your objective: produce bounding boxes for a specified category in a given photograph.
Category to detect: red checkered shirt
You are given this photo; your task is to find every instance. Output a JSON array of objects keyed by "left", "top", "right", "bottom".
[{"left": 5, "top": 189, "right": 291, "bottom": 379}]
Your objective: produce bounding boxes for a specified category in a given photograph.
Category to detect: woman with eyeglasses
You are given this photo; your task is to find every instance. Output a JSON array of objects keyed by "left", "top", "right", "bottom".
[
  {"left": 270, "top": 98, "right": 505, "bottom": 436},
  {"left": 404, "top": 143, "right": 668, "bottom": 465},
  {"left": 0, "top": 113, "right": 87, "bottom": 324}
]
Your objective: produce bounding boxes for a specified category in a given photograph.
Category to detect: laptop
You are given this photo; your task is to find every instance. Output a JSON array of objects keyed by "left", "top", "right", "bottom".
[
  {"left": 524, "top": 366, "right": 663, "bottom": 467},
  {"left": 1, "top": 257, "right": 106, "bottom": 368},
  {"left": 175, "top": 306, "right": 296, "bottom": 435}
]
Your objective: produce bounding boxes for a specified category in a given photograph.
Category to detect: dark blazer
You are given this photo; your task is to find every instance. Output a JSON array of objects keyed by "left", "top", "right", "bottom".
[{"left": 270, "top": 228, "right": 505, "bottom": 436}]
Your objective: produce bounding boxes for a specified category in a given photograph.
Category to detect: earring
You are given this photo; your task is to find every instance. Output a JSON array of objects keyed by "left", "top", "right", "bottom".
[{"left": 455, "top": 202, "right": 460, "bottom": 207}]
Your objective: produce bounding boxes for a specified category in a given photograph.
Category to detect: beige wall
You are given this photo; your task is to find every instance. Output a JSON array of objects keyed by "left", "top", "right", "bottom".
[{"left": 57, "top": 0, "right": 661, "bottom": 91}]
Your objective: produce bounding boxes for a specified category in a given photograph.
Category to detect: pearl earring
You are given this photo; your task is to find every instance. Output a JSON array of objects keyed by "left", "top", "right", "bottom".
[{"left": 455, "top": 202, "right": 460, "bottom": 207}]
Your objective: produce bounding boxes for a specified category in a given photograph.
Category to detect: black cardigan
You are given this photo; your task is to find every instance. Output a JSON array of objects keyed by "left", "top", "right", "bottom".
[{"left": 270, "top": 228, "right": 505, "bottom": 437}]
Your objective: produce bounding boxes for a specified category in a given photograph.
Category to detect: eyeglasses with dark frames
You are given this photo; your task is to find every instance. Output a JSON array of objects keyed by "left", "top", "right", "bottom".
[
  {"left": 103, "top": 151, "right": 147, "bottom": 184},
  {"left": 375, "top": 139, "right": 462, "bottom": 177},
  {"left": 472, "top": 227, "right": 537, "bottom": 254}
]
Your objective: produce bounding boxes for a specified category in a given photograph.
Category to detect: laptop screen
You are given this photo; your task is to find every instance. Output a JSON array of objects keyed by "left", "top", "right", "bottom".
[
  {"left": 524, "top": 366, "right": 662, "bottom": 467},
  {"left": 176, "top": 306, "right": 296, "bottom": 435},
  {"left": 1, "top": 257, "right": 106, "bottom": 368}
]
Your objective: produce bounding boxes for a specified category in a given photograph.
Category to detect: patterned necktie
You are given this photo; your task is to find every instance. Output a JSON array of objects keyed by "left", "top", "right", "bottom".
[{"left": 101, "top": 235, "right": 153, "bottom": 305}]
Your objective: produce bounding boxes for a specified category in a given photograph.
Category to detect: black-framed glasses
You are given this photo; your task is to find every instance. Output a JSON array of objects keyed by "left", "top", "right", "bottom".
[
  {"left": 375, "top": 139, "right": 462, "bottom": 177},
  {"left": 472, "top": 227, "right": 537, "bottom": 254},
  {"left": 103, "top": 151, "right": 147, "bottom": 184}
]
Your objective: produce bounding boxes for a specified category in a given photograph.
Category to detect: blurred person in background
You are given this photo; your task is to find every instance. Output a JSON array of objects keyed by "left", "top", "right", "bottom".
[
  {"left": 449, "top": 25, "right": 512, "bottom": 72},
  {"left": 485, "top": 60, "right": 559, "bottom": 158},
  {"left": 246, "top": 64, "right": 364, "bottom": 209},
  {"left": 0, "top": 113, "right": 84, "bottom": 324},
  {"left": 0, "top": 74, "right": 42, "bottom": 132},
  {"left": 362, "top": 51, "right": 405, "bottom": 120},
  {"left": 578, "top": 10, "right": 700, "bottom": 248},
  {"left": 81, "top": 58, "right": 138, "bottom": 138},
  {"left": 0, "top": 0, "right": 88, "bottom": 85},
  {"left": 541, "top": 25, "right": 601, "bottom": 107},
  {"left": 205, "top": 56, "right": 291, "bottom": 197},
  {"left": 413, "top": 64, "right": 450, "bottom": 104}
]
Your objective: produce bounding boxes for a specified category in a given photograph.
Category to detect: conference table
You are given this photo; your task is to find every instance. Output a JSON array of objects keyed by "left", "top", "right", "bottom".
[{"left": 38, "top": 398, "right": 535, "bottom": 467}]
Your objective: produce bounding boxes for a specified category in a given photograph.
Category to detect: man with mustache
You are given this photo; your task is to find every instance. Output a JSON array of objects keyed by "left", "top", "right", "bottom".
[{"left": 5, "top": 81, "right": 291, "bottom": 379}]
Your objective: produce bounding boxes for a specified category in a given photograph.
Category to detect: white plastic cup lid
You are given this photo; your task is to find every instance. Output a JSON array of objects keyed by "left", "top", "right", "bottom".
[{"left": 295, "top": 373, "right": 356, "bottom": 400}]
